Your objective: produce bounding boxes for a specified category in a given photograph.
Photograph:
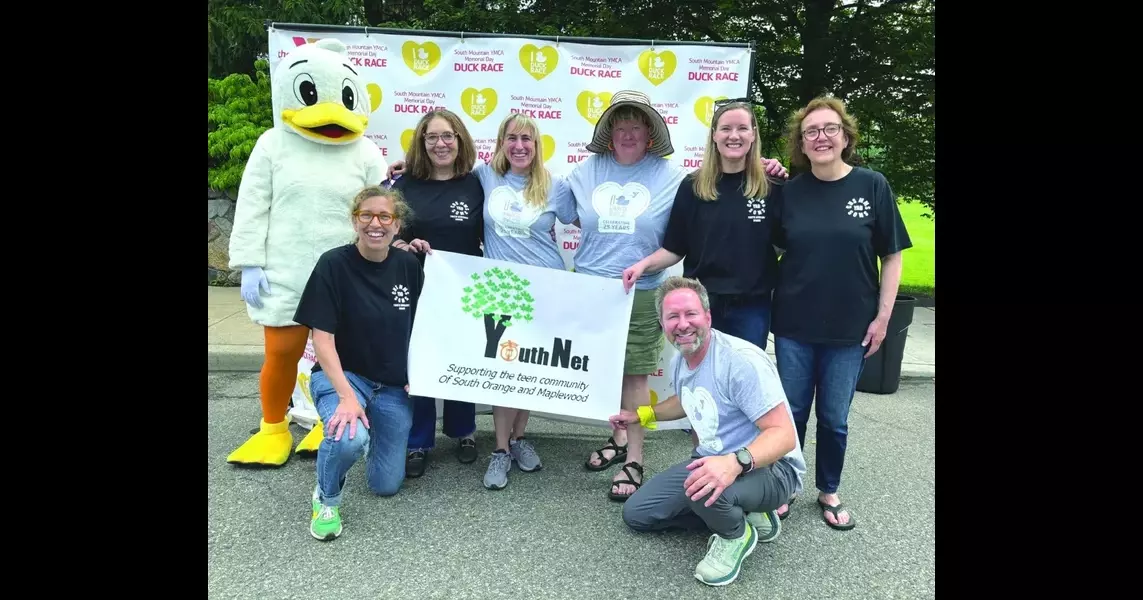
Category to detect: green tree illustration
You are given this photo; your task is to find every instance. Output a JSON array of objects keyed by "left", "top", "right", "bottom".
[{"left": 460, "top": 267, "right": 535, "bottom": 358}]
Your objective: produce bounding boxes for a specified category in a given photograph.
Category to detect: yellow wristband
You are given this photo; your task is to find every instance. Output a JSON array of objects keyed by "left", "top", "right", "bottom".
[{"left": 637, "top": 405, "right": 658, "bottom": 430}]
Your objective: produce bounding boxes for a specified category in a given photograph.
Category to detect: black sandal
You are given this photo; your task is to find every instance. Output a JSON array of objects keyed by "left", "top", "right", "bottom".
[
  {"left": 817, "top": 499, "right": 856, "bottom": 531},
  {"left": 778, "top": 496, "right": 796, "bottom": 520},
  {"left": 607, "top": 461, "right": 644, "bottom": 502},
  {"left": 584, "top": 436, "right": 628, "bottom": 471}
]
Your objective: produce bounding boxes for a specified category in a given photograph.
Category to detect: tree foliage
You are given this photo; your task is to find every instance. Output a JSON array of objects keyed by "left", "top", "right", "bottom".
[
  {"left": 207, "top": 59, "right": 273, "bottom": 193},
  {"left": 206, "top": 0, "right": 934, "bottom": 215}
]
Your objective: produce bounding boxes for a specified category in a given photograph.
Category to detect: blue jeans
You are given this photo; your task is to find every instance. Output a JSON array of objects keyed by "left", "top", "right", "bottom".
[
  {"left": 774, "top": 336, "right": 866, "bottom": 495},
  {"left": 709, "top": 293, "right": 771, "bottom": 350},
  {"left": 407, "top": 396, "right": 477, "bottom": 451},
  {"left": 311, "top": 370, "right": 413, "bottom": 507}
]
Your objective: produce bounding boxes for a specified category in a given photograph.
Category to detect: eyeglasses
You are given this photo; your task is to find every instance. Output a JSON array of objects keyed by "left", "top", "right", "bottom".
[
  {"left": 353, "top": 211, "right": 395, "bottom": 225},
  {"left": 424, "top": 132, "right": 457, "bottom": 145},
  {"left": 803, "top": 124, "right": 843, "bottom": 140}
]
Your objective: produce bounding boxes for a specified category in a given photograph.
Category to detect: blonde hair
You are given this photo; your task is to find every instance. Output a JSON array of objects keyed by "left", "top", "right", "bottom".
[
  {"left": 692, "top": 102, "right": 768, "bottom": 202},
  {"left": 785, "top": 95, "right": 860, "bottom": 170},
  {"left": 654, "top": 276, "right": 710, "bottom": 321},
  {"left": 405, "top": 109, "right": 477, "bottom": 180},
  {"left": 490, "top": 113, "right": 551, "bottom": 208},
  {"left": 351, "top": 185, "right": 413, "bottom": 224}
]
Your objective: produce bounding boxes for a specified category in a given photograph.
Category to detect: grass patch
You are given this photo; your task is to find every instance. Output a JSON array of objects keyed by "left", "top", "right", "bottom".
[{"left": 894, "top": 200, "right": 934, "bottom": 298}]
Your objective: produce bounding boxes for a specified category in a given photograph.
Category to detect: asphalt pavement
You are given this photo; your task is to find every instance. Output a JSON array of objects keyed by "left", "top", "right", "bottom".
[{"left": 208, "top": 373, "right": 935, "bottom": 599}]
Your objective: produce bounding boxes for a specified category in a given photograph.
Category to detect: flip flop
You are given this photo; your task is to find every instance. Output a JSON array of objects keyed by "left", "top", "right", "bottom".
[
  {"left": 818, "top": 499, "right": 856, "bottom": 531},
  {"left": 777, "top": 496, "right": 796, "bottom": 520}
]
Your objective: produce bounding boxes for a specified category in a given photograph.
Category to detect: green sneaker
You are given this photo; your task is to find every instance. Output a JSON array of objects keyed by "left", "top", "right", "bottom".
[
  {"left": 694, "top": 520, "right": 757, "bottom": 586},
  {"left": 746, "top": 509, "right": 782, "bottom": 543},
  {"left": 310, "top": 504, "right": 342, "bottom": 541}
]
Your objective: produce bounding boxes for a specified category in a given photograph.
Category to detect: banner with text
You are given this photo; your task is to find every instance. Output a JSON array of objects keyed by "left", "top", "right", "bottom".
[
  {"left": 408, "top": 251, "right": 635, "bottom": 422},
  {"left": 267, "top": 25, "right": 752, "bottom": 177}
]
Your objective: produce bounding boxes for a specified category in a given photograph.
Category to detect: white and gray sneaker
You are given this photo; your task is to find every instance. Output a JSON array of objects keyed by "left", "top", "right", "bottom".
[
  {"left": 510, "top": 437, "right": 543, "bottom": 472},
  {"left": 484, "top": 450, "right": 512, "bottom": 490}
]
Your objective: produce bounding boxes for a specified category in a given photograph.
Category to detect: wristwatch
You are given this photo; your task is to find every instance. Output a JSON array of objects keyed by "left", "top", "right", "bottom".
[{"left": 734, "top": 448, "right": 754, "bottom": 476}]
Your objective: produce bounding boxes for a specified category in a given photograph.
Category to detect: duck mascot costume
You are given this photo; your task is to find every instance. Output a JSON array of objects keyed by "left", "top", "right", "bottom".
[{"left": 227, "top": 37, "right": 388, "bottom": 467}]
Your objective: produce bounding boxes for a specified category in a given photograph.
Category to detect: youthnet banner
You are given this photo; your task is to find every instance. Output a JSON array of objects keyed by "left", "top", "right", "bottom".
[
  {"left": 266, "top": 24, "right": 752, "bottom": 176},
  {"left": 408, "top": 251, "right": 635, "bottom": 422}
]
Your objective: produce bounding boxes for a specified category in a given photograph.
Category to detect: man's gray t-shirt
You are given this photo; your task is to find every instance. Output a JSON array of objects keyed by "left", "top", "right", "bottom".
[
  {"left": 473, "top": 162, "right": 578, "bottom": 271},
  {"left": 565, "top": 153, "right": 687, "bottom": 290},
  {"left": 672, "top": 329, "right": 807, "bottom": 493}
]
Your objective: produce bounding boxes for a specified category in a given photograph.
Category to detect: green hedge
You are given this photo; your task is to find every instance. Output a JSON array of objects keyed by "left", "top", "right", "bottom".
[{"left": 208, "top": 59, "right": 273, "bottom": 195}]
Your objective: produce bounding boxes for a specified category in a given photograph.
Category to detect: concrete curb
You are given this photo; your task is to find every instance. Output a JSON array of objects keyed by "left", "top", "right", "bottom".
[{"left": 208, "top": 346, "right": 936, "bottom": 380}]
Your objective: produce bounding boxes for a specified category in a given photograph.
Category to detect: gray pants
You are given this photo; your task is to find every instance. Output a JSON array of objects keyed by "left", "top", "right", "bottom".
[{"left": 623, "top": 455, "right": 798, "bottom": 539}]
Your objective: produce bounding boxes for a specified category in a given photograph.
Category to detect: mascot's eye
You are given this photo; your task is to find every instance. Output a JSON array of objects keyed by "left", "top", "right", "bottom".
[
  {"left": 342, "top": 79, "right": 357, "bottom": 110},
  {"left": 293, "top": 73, "right": 318, "bottom": 106}
]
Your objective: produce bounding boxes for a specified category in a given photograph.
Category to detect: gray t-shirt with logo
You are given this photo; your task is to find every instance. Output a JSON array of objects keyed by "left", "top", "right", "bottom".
[
  {"left": 672, "top": 328, "right": 807, "bottom": 494},
  {"left": 473, "top": 162, "right": 577, "bottom": 271},
  {"left": 565, "top": 153, "right": 687, "bottom": 290}
]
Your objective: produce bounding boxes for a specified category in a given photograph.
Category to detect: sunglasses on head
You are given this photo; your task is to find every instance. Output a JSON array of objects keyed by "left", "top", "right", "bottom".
[{"left": 713, "top": 97, "right": 761, "bottom": 109}]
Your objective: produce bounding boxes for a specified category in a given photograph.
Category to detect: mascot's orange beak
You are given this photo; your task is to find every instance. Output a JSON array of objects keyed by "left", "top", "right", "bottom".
[{"left": 282, "top": 103, "right": 368, "bottom": 143}]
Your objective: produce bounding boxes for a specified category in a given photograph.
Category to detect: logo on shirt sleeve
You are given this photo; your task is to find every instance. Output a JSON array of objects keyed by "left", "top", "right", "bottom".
[
  {"left": 746, "top": 198, "right": 766, "bottom": 222},
  {"left": 450, "top": 200, "right": 471, "bottom": 222},
  {"left": 392, "top": 284, "right": 411, "bottom": 310},
  {"left": 846, "top": 197, "right": 871, "bottom": 218}
]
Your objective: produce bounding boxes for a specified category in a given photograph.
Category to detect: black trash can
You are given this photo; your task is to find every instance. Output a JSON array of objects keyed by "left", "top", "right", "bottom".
[{"left": 856, "top": 295, "right": 917, "bottom": 395}]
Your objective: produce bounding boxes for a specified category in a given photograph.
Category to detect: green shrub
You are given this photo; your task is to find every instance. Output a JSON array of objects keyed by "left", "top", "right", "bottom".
[{"left": 208, "top": 59, "right": 273, "bottom": 194}]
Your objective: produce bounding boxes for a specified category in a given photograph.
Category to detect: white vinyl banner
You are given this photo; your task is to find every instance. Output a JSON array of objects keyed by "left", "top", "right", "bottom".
[
  {"left": 266, "top": 25, "right": 752, "bottom": 176},
  {"left": 408, "top": 251, "right": 634, "bottom": 422},
  {"left": 271, "top": 25, "right": 737, "bottom": 430}
]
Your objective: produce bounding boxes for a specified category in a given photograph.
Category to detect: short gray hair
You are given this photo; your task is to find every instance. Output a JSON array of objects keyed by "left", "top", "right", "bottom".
[{"left": 654, "top": 276, "right": 711, "bottom": 321}]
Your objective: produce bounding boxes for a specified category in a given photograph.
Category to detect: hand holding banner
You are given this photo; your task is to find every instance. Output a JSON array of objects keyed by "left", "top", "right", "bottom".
[{"left": 408, "top": 251, "right": 634, "bottom": 422}]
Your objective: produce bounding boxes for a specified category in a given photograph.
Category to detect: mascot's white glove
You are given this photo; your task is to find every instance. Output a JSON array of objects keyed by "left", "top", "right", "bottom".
[{"left": 240, "top": 266, "right": 271, "bottom": 309}]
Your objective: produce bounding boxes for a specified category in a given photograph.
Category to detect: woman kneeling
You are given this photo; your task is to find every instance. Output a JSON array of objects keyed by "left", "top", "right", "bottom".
[{"left": 294, "top": 185, "right": 424, "bottom": 541}]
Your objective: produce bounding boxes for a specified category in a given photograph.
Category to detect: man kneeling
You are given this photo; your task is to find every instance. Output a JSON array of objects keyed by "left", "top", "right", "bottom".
[{"left": 610, "top": 276, "right": 807, "bottom": 587}]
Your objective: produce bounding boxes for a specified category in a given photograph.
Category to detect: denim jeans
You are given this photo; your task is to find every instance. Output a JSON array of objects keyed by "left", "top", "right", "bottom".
[
  {"left": 774, "top": 336, "right": 866, "bottom": 495},
  {"left": 407, "top": 396, "right": 477, "bottom": 451},
  {"left": 311, "top": 370, "right": 413, "bottom": 507},
  {"left": 708, "top": 293, "right": 772, "bottom": 350}
]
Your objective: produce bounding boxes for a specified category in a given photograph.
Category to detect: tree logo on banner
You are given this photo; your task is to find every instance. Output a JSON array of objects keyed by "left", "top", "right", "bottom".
[
  {"left": 638, "top": 50, "right": 677, "bottom": 86},
  {"left": 402, "top": 41, "right": 442, "bottom": 75},
  {"left": 461, "top": 267, "right": 535, "bottom": 359},
  {"left": 520, "top": 44, "right": 559, "bottom": 81},
  {"left": 576, "top": 91, "right": 613, "bottom": 125}
]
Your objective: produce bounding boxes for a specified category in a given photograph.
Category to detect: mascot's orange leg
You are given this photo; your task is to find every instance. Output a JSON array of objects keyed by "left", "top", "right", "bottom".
[{"left": 227, "top": 325, "right": 310, "bottom": 466}]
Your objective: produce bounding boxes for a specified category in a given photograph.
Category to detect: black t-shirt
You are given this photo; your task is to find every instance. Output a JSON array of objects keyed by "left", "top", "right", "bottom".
[
  {"left": 293, "top": 244, "right": 425, "bottom": 387},
  {"left": 771, "top": 166, "right": 913, "bottom": 345},
  {"left": 394, "top": 173, "right": 485, "bottom": 265},
  {"left": 661, "top": 171, "right": 782, "bottom": 297}
]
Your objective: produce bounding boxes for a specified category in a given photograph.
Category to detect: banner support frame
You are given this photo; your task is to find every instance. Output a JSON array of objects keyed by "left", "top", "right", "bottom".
[{"left": 264, "top": 20, "right": 754, "bottom": 50}]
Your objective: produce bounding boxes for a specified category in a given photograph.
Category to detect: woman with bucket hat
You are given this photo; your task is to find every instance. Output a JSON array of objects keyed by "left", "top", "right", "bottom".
[{"left": 569, "top": 90, "right": 787, "bottom": 501}]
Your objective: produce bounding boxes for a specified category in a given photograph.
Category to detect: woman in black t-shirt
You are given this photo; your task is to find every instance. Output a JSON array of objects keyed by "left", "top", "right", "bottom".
[
  {"left": 389, "top": 109, "right": 486, "bottom": 478},
  {"left": 293, "top": 185, "right": 424, "bottom": 541},
  {"left": 622, "top": 100, "right": 784, "bottom": 350},
  {"left": 770, "top": 96, "right": 913, "bottom": 531}
]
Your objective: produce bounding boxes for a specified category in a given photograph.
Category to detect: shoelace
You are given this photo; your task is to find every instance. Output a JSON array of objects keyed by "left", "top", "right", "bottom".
[
  {"left": 513, "top": 440, "right": 538, "bottom": 460},
  {"left": 707, "top": 534, "right": 739, "bottom": 566},
  {"left": 318, "top": 506, "right": 336, "bottom": 520}
]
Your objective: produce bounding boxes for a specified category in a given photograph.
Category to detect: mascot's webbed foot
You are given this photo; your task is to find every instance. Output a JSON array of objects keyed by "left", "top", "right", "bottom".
[
  {"left": 294, "top": 420, "right": 325, "bottom": 456},
  {"left": 227, "top": 419, "right": 293, "bottom": 467}
]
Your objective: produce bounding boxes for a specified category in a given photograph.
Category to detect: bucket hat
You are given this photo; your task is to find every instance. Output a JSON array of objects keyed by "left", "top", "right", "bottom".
[{"left": 585, "top": 90, "right": 674, "bottom": 158}]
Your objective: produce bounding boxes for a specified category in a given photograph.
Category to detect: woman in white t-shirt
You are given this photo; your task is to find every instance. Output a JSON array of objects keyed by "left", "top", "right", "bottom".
[{"left": 387, "top": 113, "right": 579, "bottom": 490}]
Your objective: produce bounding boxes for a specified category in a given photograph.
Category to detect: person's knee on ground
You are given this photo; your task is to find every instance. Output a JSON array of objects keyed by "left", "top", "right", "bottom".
[{"left": 621, "top": 492, "right": 658, "bottom": 532}]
